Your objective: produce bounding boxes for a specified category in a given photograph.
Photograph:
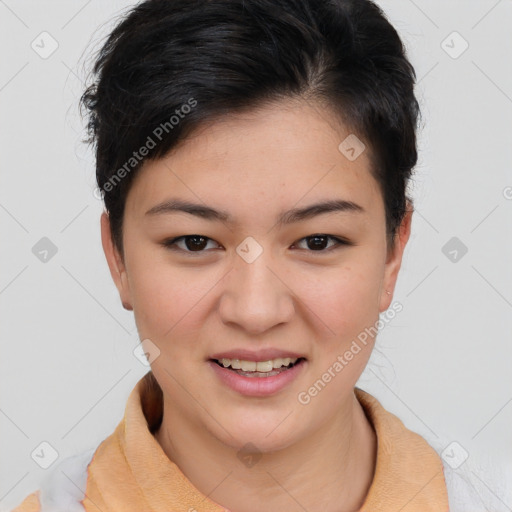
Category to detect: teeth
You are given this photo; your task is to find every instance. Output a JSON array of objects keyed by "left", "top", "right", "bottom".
[
  {"left": 241, "top": 360, "right": 257, "bottom": 371},
  {"left": 218, "top": 357, "right": 299, "bottom": 372},
  {"left": 256, "top": 361, "right": 273, "bottom": 372}
]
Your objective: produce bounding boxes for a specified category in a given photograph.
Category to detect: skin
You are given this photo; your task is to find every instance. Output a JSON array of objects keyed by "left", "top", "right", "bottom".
[{"left": 101, "top": 97, "right": 412, "bottom": 512}]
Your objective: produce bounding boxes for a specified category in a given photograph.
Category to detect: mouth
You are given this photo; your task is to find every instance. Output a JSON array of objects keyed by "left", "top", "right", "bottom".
[
  {"left": 210, "top": 357, "right": 306, "bottom": 378},
  {"left": 208, "top": 354, "right": 307, "bottom": 397}
]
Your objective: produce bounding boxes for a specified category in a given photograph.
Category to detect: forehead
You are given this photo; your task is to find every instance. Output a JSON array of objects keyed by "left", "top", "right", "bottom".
[{"left": 125, "top": 99, "right": 382, "bottom": 220}]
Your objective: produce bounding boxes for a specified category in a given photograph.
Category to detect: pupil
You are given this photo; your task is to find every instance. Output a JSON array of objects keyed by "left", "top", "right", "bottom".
[
  {"left": 186, "top": 235, "right": 207, "bottom": 251},
  {"left": 308, "top": 235, "right": 327, "bottom": 250}
]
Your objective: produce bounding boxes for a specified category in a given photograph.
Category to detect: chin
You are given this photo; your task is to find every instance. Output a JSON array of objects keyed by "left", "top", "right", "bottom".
[{"left": 209, "top": 413, "right": 304, "bottom": 453}]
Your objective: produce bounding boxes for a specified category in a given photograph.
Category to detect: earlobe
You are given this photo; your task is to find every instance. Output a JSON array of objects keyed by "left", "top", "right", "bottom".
[
  {"left": 100, "top": 211, "right": 133, "bottom": 311},
  {"left": 379, "top": 207, "right": 413, "bottom": 311}
]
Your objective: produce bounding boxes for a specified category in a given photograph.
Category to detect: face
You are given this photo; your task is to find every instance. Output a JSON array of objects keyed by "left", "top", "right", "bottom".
[{"left": 101, "top": 98, "right": 411, "bottom": 452}]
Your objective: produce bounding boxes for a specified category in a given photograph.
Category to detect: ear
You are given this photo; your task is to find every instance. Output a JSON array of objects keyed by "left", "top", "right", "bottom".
[
  {"left": 100, "top": 211, "right": 133, "bottom": 311},
  {"left": 379, "top": 204, "right": 413, "bottom": 312}
]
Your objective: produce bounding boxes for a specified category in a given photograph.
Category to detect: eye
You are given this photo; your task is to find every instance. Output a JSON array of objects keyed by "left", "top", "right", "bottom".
[
  {"left": 162, "top": 235, "right": 221, "bottom": 253},
  {"left": 162, "top": 233, "right": 350, "bottom": 255},
  {"left": 291, "top": 234, "right": 349, "bottom": 252}
]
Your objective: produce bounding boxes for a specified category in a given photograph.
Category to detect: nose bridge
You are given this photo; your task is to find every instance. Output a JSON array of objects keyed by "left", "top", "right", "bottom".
[{"left": 219, "top": 240, "right": 294, "bottom": 333}]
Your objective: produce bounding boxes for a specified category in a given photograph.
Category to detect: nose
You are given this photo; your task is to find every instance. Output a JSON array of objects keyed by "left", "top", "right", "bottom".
[{"left": 218, "top": 249, "right": 295, "bottom": 335}]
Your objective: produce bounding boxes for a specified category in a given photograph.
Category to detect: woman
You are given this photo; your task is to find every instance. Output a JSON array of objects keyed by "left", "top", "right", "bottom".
[{"left": 14, "top": 0, "right": 454, "bottom": 510}]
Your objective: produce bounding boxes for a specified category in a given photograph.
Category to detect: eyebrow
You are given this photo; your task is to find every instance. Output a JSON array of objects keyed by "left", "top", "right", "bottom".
[{"left": 145, "top": 198, "right": 365, "bottom": 225}]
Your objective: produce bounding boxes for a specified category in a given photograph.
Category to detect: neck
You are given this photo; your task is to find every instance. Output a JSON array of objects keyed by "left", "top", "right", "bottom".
[{"left": 154, "top": 390, "right": 377, "bottom": 512}]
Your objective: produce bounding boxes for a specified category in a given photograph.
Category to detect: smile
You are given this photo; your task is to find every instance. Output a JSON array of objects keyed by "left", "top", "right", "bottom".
[
  {"left": 208, "top": 357, "right": 307, "bottom": 396},
  {"left": 213, "top": 357, "right": 301, "bottom": 376}
]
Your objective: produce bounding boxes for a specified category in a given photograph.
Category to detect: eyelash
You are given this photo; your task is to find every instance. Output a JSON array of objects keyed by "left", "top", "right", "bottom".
[{"left": 161, "top": 234, "right": 351, "bottom": 255}]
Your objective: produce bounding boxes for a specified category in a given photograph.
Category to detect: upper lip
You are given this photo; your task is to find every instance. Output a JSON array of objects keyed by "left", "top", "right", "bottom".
[{"left": 210, "top": 349, "right": 306, "bottom": 362}]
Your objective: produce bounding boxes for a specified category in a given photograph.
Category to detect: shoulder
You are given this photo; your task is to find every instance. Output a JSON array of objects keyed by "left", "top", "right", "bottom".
[
  {"left": 426, "top": 433, "right": 512, "bottom": 512},
  {"left": 10, "top": 491, "right": 40, "bottom": 512},
  {"left": 356, "top": 388, "right": 511, "bottom": 510},
  {"left": 10, "top": 447, "right": 97, "bottom": 512},
  {"left": 442, "top": 457, "right": 512, "bottom": 512}
]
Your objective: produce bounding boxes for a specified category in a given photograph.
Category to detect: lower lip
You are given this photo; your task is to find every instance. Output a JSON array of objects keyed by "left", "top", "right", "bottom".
[{"left": 208, "top": 359, "right": 306, "bottom": 397}]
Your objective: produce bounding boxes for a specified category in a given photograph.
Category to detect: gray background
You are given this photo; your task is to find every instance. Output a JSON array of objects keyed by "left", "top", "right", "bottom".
[{"left": 1, "top": 0, "right": 511, "bottom": 510}]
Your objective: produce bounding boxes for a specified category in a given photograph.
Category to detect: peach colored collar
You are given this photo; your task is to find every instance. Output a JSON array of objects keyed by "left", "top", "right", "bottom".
[
  {"left": 83, "top": 372, "right": 448, "bottom": 512},
  {"left": 354, "top": 388, "right": 449, "bottom": 511}
]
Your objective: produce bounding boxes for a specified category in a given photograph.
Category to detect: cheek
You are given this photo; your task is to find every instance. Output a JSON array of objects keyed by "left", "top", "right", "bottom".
[
  {"left": 126, "top": 253, "right": 230, "bottom": 352},
  {"left": 306, "top": 261, "right": 383, "bottom": 336},
  {"left": 126, "top": 252, "right": 201, "bottom": 340},
  {"left": 303, "top": 269, "right": 381, "bottom": 397}
]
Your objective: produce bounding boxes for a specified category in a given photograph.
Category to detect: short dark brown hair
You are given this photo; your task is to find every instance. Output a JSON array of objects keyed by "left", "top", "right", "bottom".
[{"left": 80, "top": 0, "right": 419, "bottom": 257}]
